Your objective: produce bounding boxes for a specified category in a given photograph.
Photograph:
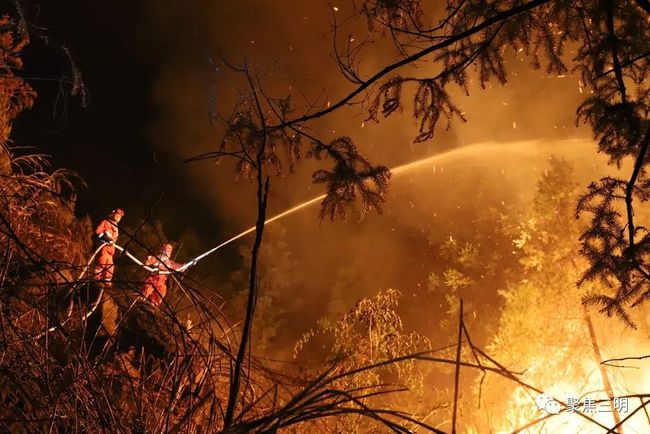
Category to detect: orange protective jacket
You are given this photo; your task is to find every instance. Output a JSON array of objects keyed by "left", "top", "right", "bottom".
[
  {"left": 95, "top": 219, "right": 119, "bottom": 243},
  {"left": 142, "top": 256, "right": 184, "bottom": 305},
  {"left": 94, "top": 219, "right": 120, "bottom": 282}
]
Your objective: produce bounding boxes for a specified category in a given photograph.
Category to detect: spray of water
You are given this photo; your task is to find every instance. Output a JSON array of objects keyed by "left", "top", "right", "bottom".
[
  {"left": 182, "top": 141, "right": 552, "bottom": 268},
  {"left": 178, "top": 194, "right": 327, "bottom": 269}
]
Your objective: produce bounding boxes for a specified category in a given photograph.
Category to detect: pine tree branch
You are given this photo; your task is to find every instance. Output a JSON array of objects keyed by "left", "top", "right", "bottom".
[
  {"left": 270, "top": 0, "right": 552, "bottom": 130},
  {"left": 596, "top": 50, "right": 650, "bottom": 78},
  {"left": 605, "top": 0, "right": 628, "bottom": 105},
  {"left": 625, "top": 127, "right": 650, "bottom": 248},
  {"left": 602, "top": 353, "right": 650, "bottom": 365}
]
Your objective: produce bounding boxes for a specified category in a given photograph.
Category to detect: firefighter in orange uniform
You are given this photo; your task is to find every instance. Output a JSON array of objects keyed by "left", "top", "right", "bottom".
[
  {"left": 142, "top": 243, "right": 193, "bottom": 306},
  {"left": 94, "top": 208, "right": 124, "bottom": 285}
]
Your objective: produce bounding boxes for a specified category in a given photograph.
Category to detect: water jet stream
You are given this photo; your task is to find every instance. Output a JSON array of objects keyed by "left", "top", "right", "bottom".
[
  {"left": 175, "top": 194, "right": 327, "bottom": 270},
  {"left": 176, "top": 141, "right": 548, "bottom": 269},
  {"left": 112, "top": 140, "right": 590, "bottom": 272}
]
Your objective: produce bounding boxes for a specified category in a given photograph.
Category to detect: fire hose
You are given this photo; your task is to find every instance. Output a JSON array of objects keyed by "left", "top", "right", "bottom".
[{"left": 33, "top": 193, "right": 327, "bottom": 339}]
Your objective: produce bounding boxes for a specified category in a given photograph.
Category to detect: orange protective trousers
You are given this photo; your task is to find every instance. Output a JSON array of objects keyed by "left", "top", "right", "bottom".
[
  {"left": 94, "top": 244, "right": 115, "bottom": 282},
  {"left": 142, "top": 274, "right": 167, "bottom": 306}
]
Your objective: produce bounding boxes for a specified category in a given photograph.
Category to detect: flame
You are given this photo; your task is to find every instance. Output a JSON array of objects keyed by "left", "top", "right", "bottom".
[{"left": 493, "top": 317, "right": 650, "bottom": 433}]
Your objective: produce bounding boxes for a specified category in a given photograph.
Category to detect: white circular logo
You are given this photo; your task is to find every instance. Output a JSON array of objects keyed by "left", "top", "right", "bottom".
[{"left": 544, "top": 399, "right": 561, "bottom": 414}]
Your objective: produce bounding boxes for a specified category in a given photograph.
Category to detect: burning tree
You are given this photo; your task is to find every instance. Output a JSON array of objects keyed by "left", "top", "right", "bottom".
[{"left": 478, "top": 158, "right": 622, "bottom": 430}]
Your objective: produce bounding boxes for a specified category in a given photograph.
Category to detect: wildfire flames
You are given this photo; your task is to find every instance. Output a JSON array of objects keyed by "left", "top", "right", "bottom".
[{"left": 493, "top": 315, "right": 650, "bottom": 433}]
